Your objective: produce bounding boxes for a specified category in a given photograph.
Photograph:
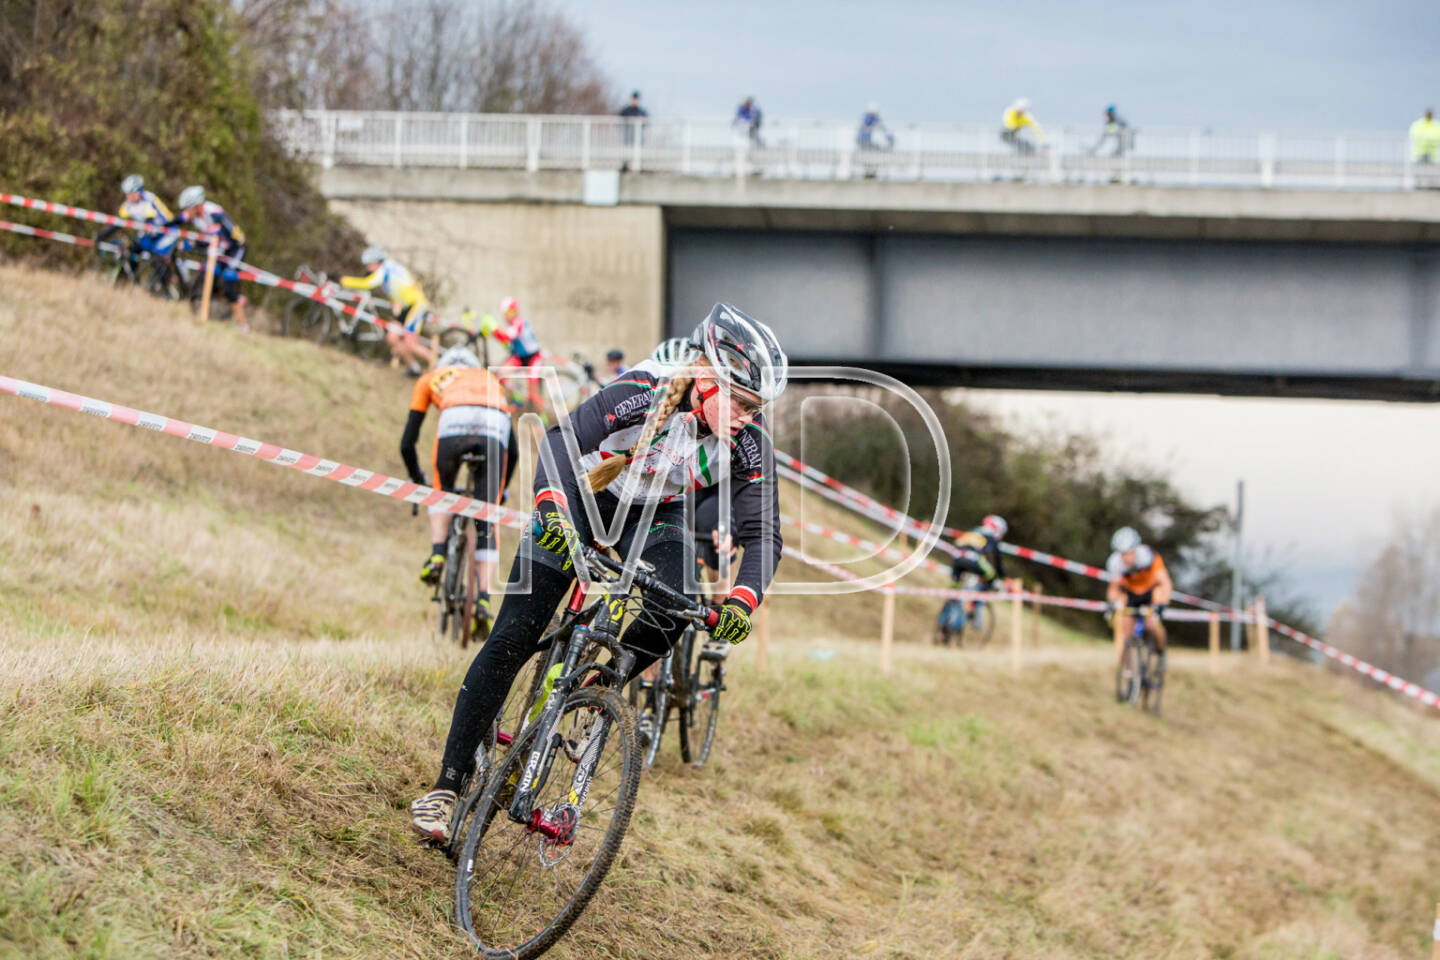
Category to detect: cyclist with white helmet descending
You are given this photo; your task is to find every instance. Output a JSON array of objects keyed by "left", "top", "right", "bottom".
[
  {"left": 1105, "top": 525, "right": 1173, "bottom": 673},
  {"left": 402, "top": 345, "right": 517, "bottom": 634},
  {"left": 341, "top": 246, "right": 436, "bottom": 376},
  {"left": 175, "top": 185, "right": 249, "bottom": 330},
  {"left": 410, "top": 302, "right": 788, "bottom": 841}
]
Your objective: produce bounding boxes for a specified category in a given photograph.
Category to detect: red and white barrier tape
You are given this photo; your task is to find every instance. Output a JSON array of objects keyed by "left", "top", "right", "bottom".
[
  {"left": 0, "top": 219, "right": 118, "bottom": 254},
  {"left": 1267, "top": 619, "right": 1439, "bottom": 708},
  {"left": 777, "top": 448, "right": 1232, "bottom": 612},
  {"left": 1, "top": 192, "right": 204, "bottom": 242},
  {"left": 0, "top": 374, "right": 529, "bottom": 529},
  {"left": 778, "top": 510, "right": 951, "bottom": 576}
]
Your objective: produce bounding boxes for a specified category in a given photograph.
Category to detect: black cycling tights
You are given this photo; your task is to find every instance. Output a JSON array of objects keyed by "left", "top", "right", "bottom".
[{"left": 434, "top": 538, "right": 688, "bottom": 792}]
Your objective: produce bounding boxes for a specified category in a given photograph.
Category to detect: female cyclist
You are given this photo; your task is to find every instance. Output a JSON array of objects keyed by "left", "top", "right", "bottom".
[{"left": 410, "top": 303, "right": 788, "bottom": 839}]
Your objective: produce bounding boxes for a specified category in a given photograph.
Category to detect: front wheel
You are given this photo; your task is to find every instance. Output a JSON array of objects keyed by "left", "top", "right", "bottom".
[
  {"left": 454, "top": 686, "right": 641, "bottom": 959},
  {"left": 1142, "top": 646, "right": 1164, "bottom": 716},
  {"left": 1115, "top": 641, "right": 1141, "bottom": 705}
]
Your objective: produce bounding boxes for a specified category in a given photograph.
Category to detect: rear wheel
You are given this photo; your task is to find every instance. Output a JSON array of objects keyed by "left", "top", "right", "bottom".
[
  {"left": 629, "top": 656, "right": 669, "bottom": 769},
  {"left": 457, "top": 523, "right": 479, "bottom": 648},
  {"left": 439, "top": 519, "right": 465, "bottom": 644},
  {"left": 454, "top": 686, "right": 641, "bottom": 959},
  {"left": 963, "top": 601, "right": 995, "bottom": 649},
  {"left": 687, "top": 644, "right": 724, "bottom": 767}
]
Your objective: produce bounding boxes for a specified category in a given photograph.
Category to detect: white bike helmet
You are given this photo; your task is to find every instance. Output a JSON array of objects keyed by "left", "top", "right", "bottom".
[
  {"left": 689, "top": 303, "right": 788, "bottom": 403},
  {"left": 1111, "top": 526, "right": 1142, "bottom": 553},
  {"left": 651, "top": 337, "right": 699, "bottom": 368},
  {"left": 361, "top": 245, "right": 387, "bottom": 265},
  {"left": 437, "top": 346, "right": 482, "bottom": 369},
  {"left": 177, "top": 185, "right": 205, "bottom": 210},
  {"left": 121, "top": 174, "right": 144, "bottom": 194},
  {"left": 981, "top": 514, "right": 1008, "bottom": 539}
]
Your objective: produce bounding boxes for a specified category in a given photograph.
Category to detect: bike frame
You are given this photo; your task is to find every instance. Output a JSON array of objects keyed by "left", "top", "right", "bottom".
[{"left": 505, "top": 548, "right": 718, "bottom": 837}]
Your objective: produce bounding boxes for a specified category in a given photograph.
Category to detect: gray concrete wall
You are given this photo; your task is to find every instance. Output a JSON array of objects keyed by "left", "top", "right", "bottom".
[
  {"left": 327, "top": 198, "right": 665, "bottom": 368},
  {"left": 669, "top": 230, "right": 1440, "bottom": 382},
  {"left": 319, "top": 166, "right": 1440, "bottom": 244}
]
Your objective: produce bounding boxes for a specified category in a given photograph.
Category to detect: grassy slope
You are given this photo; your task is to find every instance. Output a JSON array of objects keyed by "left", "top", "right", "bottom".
[{"left": 2, "top": 266, "right": 1438, "bottom": 959}]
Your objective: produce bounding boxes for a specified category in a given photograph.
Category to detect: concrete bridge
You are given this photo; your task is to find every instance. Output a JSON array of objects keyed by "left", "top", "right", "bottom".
[{"left": 316, "top": 164, "right": 1440, "bottom": 401}]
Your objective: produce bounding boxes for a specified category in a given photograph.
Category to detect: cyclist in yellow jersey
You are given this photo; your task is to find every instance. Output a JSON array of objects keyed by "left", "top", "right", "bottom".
[
  {"left": 1001, "top": 97, "right": 1045, "bottom": 155},
  {"left": 341, "top": 246, "right": 436, "bottom": 376}
]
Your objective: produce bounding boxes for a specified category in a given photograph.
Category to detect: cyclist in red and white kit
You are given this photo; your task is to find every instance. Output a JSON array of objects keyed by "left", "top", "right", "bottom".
[{"left": 485, "top": 297, "right": 547, "bottom": 414}]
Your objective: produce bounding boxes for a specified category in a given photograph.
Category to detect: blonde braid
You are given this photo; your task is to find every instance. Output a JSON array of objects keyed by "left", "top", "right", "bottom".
[{"left": 585, "top": 374, "right": 695, "bottom": 492}]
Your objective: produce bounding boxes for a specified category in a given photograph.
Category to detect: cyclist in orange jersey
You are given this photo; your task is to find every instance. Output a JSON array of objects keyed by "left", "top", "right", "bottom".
[
  {"left": 1105, "top": 525, "right": 1173, "bottom": 673},
  {"left": 401, "top": 346, "right": 517, "bottom": 627}
]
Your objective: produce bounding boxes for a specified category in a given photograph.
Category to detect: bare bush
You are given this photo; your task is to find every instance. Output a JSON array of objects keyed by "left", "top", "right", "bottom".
[
  {"left": 1329, "top": 505, "right": 1440, "bottom": 683},
  {"left": 236, "top": 0, "right": 615, "bottom": 112}
]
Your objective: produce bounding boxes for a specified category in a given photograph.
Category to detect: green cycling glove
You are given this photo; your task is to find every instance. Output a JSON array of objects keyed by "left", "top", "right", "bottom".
[
  {"left": 713, "top": 601, "right": 753, "bottom": 645},
  {"left": 532, "top": 499, "right": 581, "bottom": 571}
]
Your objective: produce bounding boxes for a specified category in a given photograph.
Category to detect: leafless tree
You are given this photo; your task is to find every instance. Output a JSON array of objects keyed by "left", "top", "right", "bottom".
[
  {"left": 1330, "top": 505, "right": 1440, "bottom": 682},
  {"left": 236, "top": 0, "right": 614, "bottom": 113}
]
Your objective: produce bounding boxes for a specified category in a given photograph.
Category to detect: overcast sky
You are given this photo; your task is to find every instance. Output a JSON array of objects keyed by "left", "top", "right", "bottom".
[
  {"left": 558, "top": 0, "right": 1437, "bottom": 130},
  {"left": 552, "top": 1, "right": 1440, "bottom": 621}
]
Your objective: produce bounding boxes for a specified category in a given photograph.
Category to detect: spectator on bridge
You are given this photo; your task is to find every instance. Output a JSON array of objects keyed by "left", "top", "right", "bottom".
[
  {"left": 1001, "top": 98, "right": 1045, "bottom": 155},
  {"left": 1089, "top": 104, "right": 1132, "bottom": 157},
  {"left": 856, "top": 103, "right": 894, "bottom": 151},
  {"left": 618, "top": 90, "right": 647, "bottom": 166},
  {"left": 734, "top": 96, "right": 763, "bottom": 147},
  {"left": 1411, "top": 108, "right": 1439, "bottom": 165},
  {"left": 604, "top": 348, "right": 626, "bottom": 382}
]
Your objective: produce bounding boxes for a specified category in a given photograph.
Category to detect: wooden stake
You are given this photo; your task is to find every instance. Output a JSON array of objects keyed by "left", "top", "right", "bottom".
[
  {"left": 1256, "top": 595, "right": 1270, "bottom": 666},
  {"left": 1432, "top": 901, "right": 1439, "bottom": 960},
  {"left": 198, "top": 237, "right": 218, "bottom": 323},
  {"left": 1208, "top": 612, "right": 1220, "bottom": 675},
  {"left": 754, "top": 601, "right": 769, "bottom": 675},
  {"left": 1030, "top": 582, "right": 1044, "bottom": 647},
  {"left": 880, "top": 587, "right": 895, "bottom": 675},
  {"left": 1010, "top": 589, "right": 1023, "bottom": 673}
]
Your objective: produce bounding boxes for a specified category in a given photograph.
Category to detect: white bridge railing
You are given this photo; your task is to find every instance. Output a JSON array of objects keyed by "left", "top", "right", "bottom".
[{"left": 274, "top": 109, "right": 1438, "bottom": 192}]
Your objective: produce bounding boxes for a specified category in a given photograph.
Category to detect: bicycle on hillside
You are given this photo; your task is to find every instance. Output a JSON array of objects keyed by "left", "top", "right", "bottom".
[
  {"left": 281, "top": 265, "right": 389, "bottom": 360},
  {"left": 432, "top": 450, "right": 495, "bottom": 648},
  {"left": 446, "top": 545, "right": 719, "bottom": 958},
  {"left": 626, "top": 621, "right": 728, "bottom": 768},
  {"left": 1114, "top": 604, "right": 1163, "bottom": 714},
  {"left": 93, "top": 227, "right": 196, "bottom": 303},
  {"left": 934, "top": 574, "right": 995, "bottom": 648}
]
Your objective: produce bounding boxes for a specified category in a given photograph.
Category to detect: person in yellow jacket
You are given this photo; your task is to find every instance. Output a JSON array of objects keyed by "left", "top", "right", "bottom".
[
  {"left": 341, "top": 246, "right": 436, "bottom": 376},
  {"left": 1001, "top": 97, "right": 1045, "bottom": 156},
  {"left": 1411, "top": 108, "right": 1440, "bottom": 164}
]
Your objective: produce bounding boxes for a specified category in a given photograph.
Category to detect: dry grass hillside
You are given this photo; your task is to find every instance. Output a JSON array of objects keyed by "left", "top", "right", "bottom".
[{"left": 2, "top": 265, "right": 1439, "bottom": 960}]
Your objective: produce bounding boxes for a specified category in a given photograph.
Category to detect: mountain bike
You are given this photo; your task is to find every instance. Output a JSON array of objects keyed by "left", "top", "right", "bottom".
[
  {"left": 1114, "top": 604, "right": 1163, "bottom": 714},
  {"left": 433, "top": 450, "right": 493, "bottom": 648},
  {"left": 934, "top": 576, "right": 995, "bottom": 648},
  {"left": 282, "top": 266, "right": 390, "bottom": 360},
  {"left": 93, "top": 227, "right": 192, "bottom": 301},
  {"left": 451, "top": 545, "right": 719, "bottom": 959}
]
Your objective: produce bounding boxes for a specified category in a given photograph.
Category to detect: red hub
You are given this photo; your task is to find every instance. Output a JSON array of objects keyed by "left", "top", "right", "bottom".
[{"left": 527, "top": 807, "right": 577, "bottom": 845}]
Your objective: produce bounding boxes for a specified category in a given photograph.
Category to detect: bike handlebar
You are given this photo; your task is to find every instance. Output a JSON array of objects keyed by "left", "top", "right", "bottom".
[{"left": 580, "top": 546, "right": 720, "bottom": 629}]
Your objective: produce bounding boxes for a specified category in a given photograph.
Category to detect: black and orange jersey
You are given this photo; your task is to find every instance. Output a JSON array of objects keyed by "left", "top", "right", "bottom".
[
  {"left": 410, "top": 366, "right": 507, "bottom": 414},
  {"left": 1106, "top": 546, "right": 1167, "bottom": 595}
]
